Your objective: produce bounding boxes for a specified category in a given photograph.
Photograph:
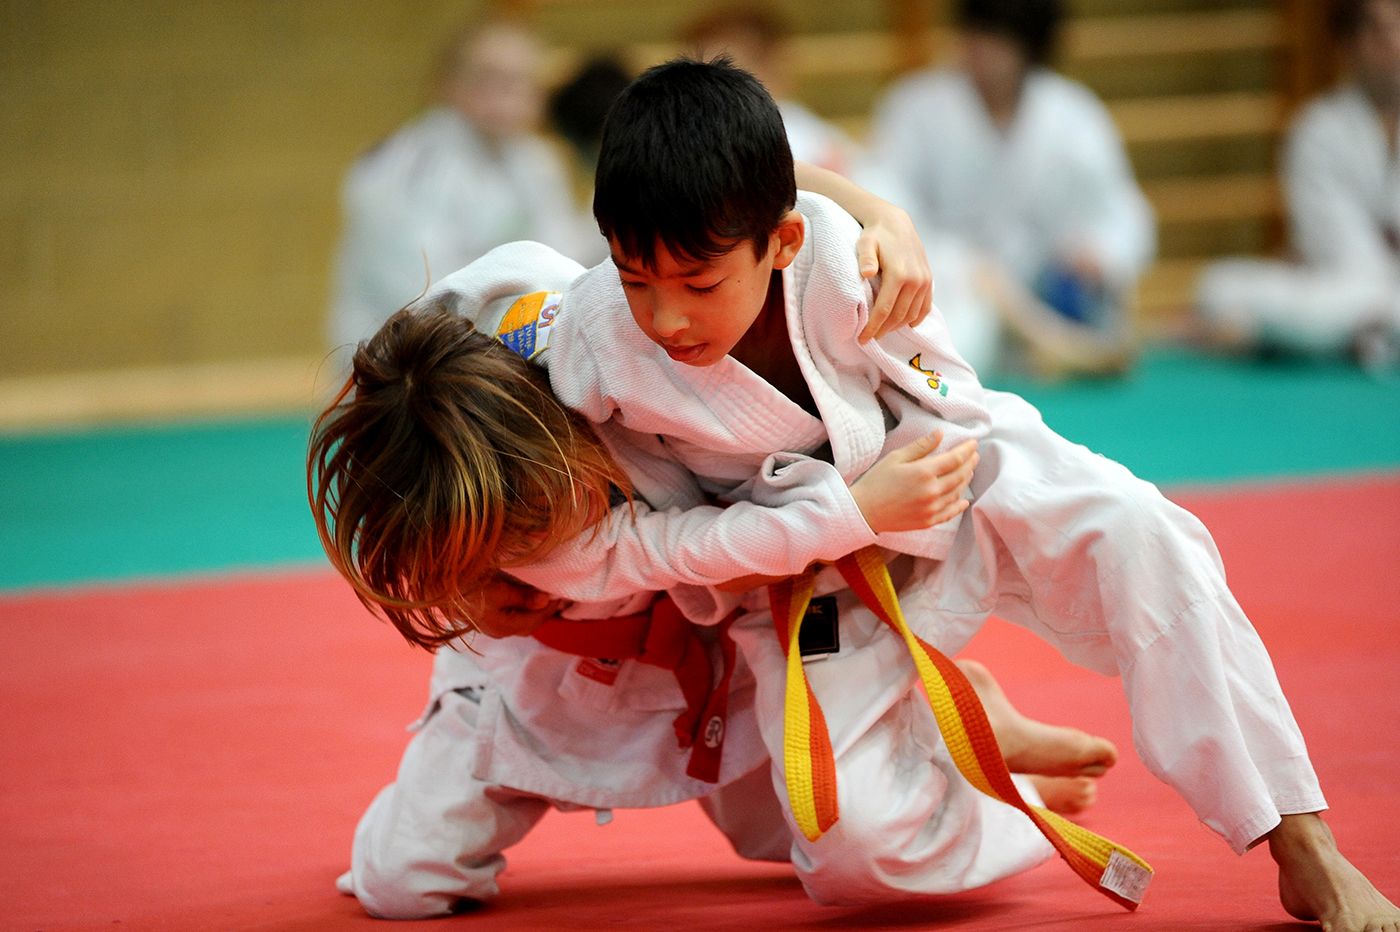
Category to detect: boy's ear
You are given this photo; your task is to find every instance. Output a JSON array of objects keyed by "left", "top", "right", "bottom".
[{"left": 771, "top": 210, "right": 805, "bottom": 270}]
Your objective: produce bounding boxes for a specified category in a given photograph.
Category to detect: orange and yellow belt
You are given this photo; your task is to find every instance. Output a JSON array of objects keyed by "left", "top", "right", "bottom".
[{"left": 771, "top": 545, "right": 1153, "bottom": 910}]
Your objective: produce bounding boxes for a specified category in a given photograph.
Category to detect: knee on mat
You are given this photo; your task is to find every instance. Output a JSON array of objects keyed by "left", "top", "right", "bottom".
[
  {"left": 353, "top": 859, "right": 482, "bottom": 921},
  {"left": 795, "top": 809, "right": 925, "bottom": 905},
  {"left": 795, "top": 844, "right": 905, "bottom": 907}
]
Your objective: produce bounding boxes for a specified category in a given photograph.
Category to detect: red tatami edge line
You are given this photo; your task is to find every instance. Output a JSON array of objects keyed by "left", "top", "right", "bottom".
[{"left": 1, "top": 474, "right": 1397, "bottom": 931}]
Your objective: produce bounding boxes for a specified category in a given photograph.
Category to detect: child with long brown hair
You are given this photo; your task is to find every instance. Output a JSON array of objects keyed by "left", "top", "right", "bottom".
[
  {"left": 311, "top": 303, "right": 630, "bottom": 648},
  {"left": 310, "top": 295, "right": 980, "bottom": 649}
]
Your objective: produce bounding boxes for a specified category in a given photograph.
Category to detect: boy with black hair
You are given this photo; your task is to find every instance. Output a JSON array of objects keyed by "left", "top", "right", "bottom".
[{"left": 436, "top": 58, "right": 1395, "bottom": 929}]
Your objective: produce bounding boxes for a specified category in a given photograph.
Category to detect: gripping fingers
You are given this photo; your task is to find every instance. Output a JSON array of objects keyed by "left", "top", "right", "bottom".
[
  {"left": 861, "top": 273, "right": 896, "bottom": 343},
  {"left": 874, "top": 284, "right": 918, "bottom": 340},
  {"left": 927, "top": 497, "right": 971, "bottom": 528},
  {"left": 926, "top": 440, "right": 979, "bottom": 476},
  {"left": 910, "top": 280, "right": 933, "bottom": 328}
]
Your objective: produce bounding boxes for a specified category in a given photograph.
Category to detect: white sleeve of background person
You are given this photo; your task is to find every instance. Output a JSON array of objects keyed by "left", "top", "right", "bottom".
[
  {"left": 508, "top": 135, "right": 610, "bottom": 266},
  {"left": 867, "top": 70, "right": 950, "bottom": 238},
  {"left": 1045, "top": 77, "right": 1157, "bottom": 290}
]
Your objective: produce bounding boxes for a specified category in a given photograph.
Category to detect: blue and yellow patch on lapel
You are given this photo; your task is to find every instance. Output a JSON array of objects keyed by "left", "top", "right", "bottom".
[
  {"left": 909, "top": 354, "right": 950, "bottom": 396},
  {"left": 496, "top": 291, "right": 562, "bottom": 360}
]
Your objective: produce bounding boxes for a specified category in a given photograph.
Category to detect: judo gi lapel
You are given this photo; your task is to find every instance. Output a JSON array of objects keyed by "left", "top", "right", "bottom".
[
  {"left": 789, "top": 192, "right": 991, "bottom": 477},
  {"left": 782, "top": 198, "right": 890, "bottom": 481},
  {"left": 555, "top": 262, "right": 828, "bottom": 486}
]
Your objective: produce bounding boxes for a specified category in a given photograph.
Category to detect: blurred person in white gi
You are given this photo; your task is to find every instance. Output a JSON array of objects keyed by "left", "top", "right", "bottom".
[
  {"left": 328, "top": 20, "right": 593, "bottom": 368},
  {"left": 1198, "top": 0, "right": 1400, "bottom": 373},
  {"left": 871, "top": 0, "right": 1155, "bottom": 376},
  {"left": 683, "top": 5, "right": 863, "bottom": 178}
]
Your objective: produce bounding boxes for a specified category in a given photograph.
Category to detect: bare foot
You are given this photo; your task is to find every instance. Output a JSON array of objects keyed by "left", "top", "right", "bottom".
[
  {"left": 1269, "top": 813, "right": 1400, "bottom": 932},
  {"left": 956, "top": 658, "right": 1119, "bottom": 777},
  {"left": 1029, "top": 775, "right": 1098, "bottom": 816}
]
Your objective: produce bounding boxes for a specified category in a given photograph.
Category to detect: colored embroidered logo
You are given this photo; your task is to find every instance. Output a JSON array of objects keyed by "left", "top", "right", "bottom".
[
  {"left": 909, "top": 354, "right": 949, "bottom": 396},
  {"left": 496, "top": 291, "right": 562, "bottom": 359},
  {"left": 703, "top": 715, "right": 725, "bottom": 749}
]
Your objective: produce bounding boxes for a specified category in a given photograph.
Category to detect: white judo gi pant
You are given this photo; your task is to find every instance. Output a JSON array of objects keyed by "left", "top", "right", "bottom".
[
  {"left": 337, "top": 687, "right": 791, "bottom": 920},
  {"left": 1198, "top": 257, "right": 1400, "bottom": 356},
  {"left": 730, "top": 389, "right": 1324, "bottom": 907}
]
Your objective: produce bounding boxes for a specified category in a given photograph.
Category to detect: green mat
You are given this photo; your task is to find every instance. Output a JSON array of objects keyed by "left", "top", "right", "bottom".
[
  {"left": 995, "top": 348, "right": 1400, "bottom": 486},
  {"left": 2, "top": 349, "right": 1397, "bottom": 591}
]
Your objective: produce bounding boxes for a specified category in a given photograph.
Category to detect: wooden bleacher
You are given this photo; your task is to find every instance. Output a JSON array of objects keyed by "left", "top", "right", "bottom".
[
  {"left": 533, "top": 0, "right": 1328, "bottom": 330},
  {"left": 0, "top": 0, "right": 1340, "bottom": 428}
]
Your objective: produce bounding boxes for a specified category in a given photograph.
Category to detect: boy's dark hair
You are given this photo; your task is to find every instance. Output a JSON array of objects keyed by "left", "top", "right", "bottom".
[
  {"left": 958, "top": 0, "right": 1063, "bottom": 65},
  {"left": 593, "top": 57, "right": 796, "bottom": 269}
]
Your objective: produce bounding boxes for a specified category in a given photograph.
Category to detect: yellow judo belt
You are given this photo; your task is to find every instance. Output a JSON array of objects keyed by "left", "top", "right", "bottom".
[{"left": 770, "top": 545, "right": 1153, "bottom": 910}]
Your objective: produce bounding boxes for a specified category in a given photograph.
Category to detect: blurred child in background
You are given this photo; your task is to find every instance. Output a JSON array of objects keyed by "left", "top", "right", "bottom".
[
  {"left": 683, "top": 5, "right": 863, "bottom": 178},
  {"left": 327, "top": 19, "right": 597, "bottom": 370},
  {"left": 872, "top": 0, "right": 1155, "bottom": 376},
  {"left": 1198, "top": 0, "right": 1400, "bottom": 374}
]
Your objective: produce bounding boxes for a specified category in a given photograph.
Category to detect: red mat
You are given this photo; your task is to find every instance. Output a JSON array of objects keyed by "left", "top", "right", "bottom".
[{"left": 3, "top": 474, "right": 1398, "bottom": 932}]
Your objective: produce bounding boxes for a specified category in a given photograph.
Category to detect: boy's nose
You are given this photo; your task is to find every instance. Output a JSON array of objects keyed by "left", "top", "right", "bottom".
[{"left": 651, "top": 303, "right": 689, "bottom": 338}]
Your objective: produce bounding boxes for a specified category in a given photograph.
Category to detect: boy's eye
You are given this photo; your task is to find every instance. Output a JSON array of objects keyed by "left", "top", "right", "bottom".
[
  {"left": 620, "top": 280, "right": 645, "bottom": 291},
  {"left": 686, "top": 282, "right": 721, "bottom": 294}
]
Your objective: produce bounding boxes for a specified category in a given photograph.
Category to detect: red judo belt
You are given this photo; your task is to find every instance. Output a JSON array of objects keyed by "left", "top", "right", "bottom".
[
  {"left": 533, "top": 598, "right": 736, "bottom": 783},
  {"left": 771, "top": 545, "right": 1153, "bottom": 910}
]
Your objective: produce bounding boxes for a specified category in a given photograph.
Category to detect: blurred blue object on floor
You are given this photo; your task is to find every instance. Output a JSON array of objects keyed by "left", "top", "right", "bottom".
[{"left": 1034, "top": 264, "right": 1110, "bottom": 327}]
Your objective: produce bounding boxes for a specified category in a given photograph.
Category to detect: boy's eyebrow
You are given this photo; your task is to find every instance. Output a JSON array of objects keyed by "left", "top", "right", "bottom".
[{"left": 613, "top": 255, "right": 715, "bottom": 278}]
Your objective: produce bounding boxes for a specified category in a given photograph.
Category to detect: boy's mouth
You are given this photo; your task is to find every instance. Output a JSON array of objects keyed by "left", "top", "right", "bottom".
[{"left": 663, "top": 342, "right": 707, "bottom": 363}]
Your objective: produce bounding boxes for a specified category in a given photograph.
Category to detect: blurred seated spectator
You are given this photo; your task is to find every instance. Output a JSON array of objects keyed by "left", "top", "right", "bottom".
[
  {"left": 1197, "top": 0, "right": 1400, "bottom": 374},
  {"left": 549, "top": 57, "right": 632, "bottom": 174},
  {"left": 328, "top": 20, "right": 596, "bottom": 368},
  {"left": 871, "top": 0, "right": 1154, "bottom": 376},
  {"left": 683, "top": 5, "right": 863, "bottom": 176},
  {"left": 547, "top": 56, "right": 632, "bottom": 253}
]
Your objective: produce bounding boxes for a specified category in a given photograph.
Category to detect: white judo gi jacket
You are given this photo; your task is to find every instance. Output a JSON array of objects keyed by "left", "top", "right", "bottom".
[
  {"left": 430, "top": 195, "right": 1067, "bottom": 901},
  {"left": 1199, "top": 83, "right": 1400, "bottom": 352},
  {"left": 341, "top": 238, "right": 916, "bottom": 918},
  {"left": 436, "top": 191, "right": 1323, "bottom": 905}
]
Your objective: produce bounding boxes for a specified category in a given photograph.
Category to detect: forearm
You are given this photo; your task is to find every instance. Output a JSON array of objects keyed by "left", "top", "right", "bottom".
[
  {"left": 795, "top": 161, "right": 898, "bottom": 229},
  {"left": 509, "top": 456, "right": 877, "bottom": 602}
]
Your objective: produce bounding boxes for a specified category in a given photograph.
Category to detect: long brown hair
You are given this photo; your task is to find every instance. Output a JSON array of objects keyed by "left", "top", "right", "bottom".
[{"left": 309, "top": 303, "right": 628, "bottom": 649}]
